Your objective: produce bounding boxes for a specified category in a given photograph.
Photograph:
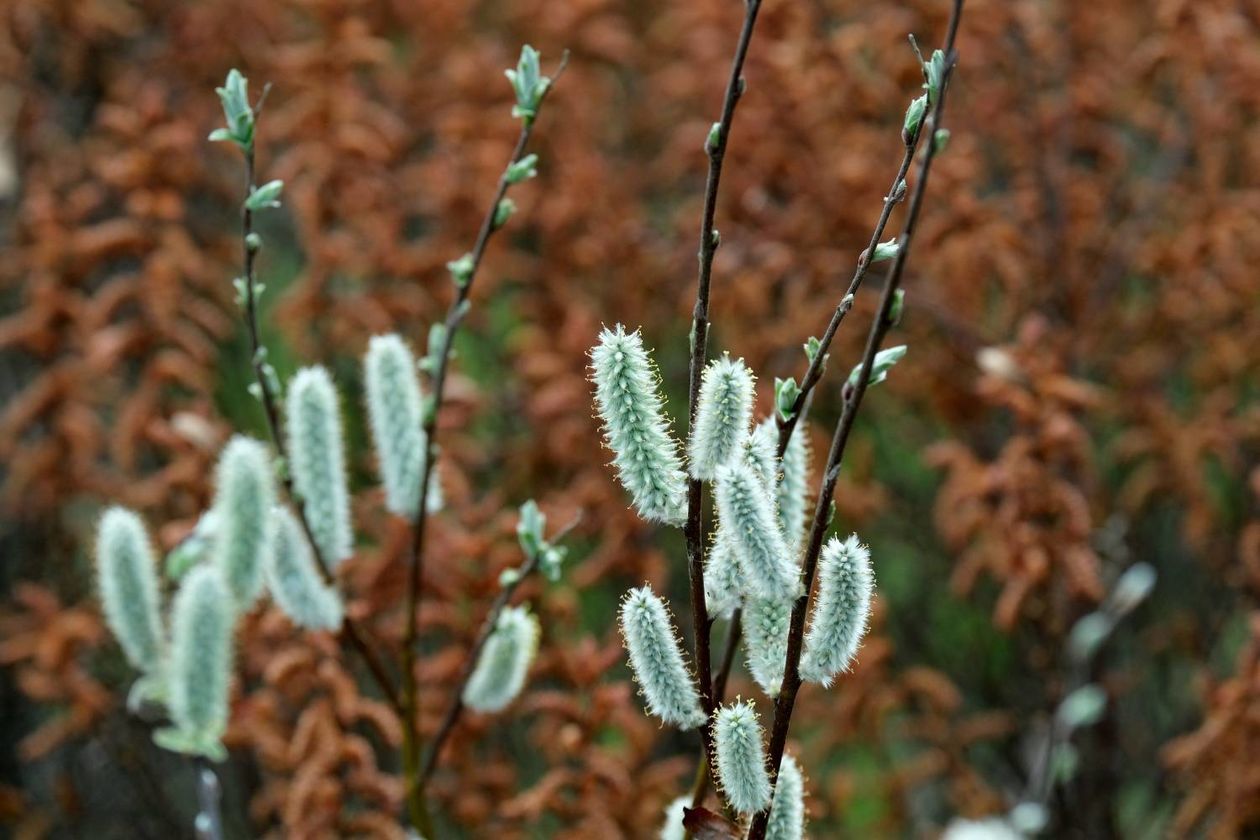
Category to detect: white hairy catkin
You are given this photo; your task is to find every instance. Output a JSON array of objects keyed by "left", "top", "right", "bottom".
[
  {"left": 743, "top": 595, "right": 792, "bottom": 696},
  {"left": 800, "top": 534, "right": 874, "bottom": 686},
  {"left": 462, "top": 606, "right": 540, "bottom": 713},
  {"left": 689, "top": 355, "right": 755, "bottom": 481},
  {"left": 620, "top": 586, "right": 706, "bottom": 730},
  {"left": 705, "top": 524, "right": 744, "bottom": 618},
  {"left": 659, "top": 796, "right": 689, "bottom": 840},
  {"left": 591, "top": 326, "right": 687, "bottom": 525},
  {"left": 95, "top": 507, "right": 164, "bottom": 673},
  {"left": 161, "top": 565, "right": 233, "bottom": 758},
  {"left": 766, "top": 754, "right": 806, "bottom": 840},
  {"left": 363, "top": 334, "right": 443, "bottom": 518},
  {"left": 714, "top": 460, "right": 799, "bottom": 601},
  {"left": 743, "top": 419, "right": 778, "bottom": 488},
  {"left": 210, "top": 436, "right": 276, "bottom": 607},
  {"left": 286, "top": 366, "right": 353, "bottom": 566},
  {"left": 266, "top": 507, "right": 343, "bottom": 631},
  {"left": 713, "top": 700, "right": 772, "bottom": 814},
  {"left": 769, "top": 418, "right": 810, "bottom": 551}
]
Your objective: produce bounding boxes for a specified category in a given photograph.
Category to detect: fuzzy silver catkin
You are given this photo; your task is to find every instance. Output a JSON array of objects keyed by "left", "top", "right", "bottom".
[
  {"left": 286, "top": 366, "right": 353, "bottom": 566},
  {"left": 160, "top": 565, "right": 233, "bottom": 759},
  {"left": 462, "top": 605, "right": 540, "bottom": 713},
  {"left": 713, "top": 700, "right": 772, "bottom": 814},
  {"left": 743, "top": 419, "right": 778, "bottom": 488},
  {"left": 659, "top": 795, "right": 689, "bottom": 840},
  {"left": 210, "top": 436, "right": 276, "bottom": 607},
  {"left": 689, "top": 355, "right": 755, "bottom": 481},
  {"left": 266, "top": 507, "right": 343, "bottom": 631},
  {"left": 766, "top": 754, "right": 806, "bottom": 840},
  {"left": 743, "top": 596, "right": 792, "bottom": 696},
  {"left": 620, "top": 586, "right": 706, "bottom": 730},
  {"left": 705, "top": 524, "right": 744, "bottom": 618},
  {"left": 769, "top": 418, "right": 810, "bottom": 552},
  {"left": 591, "top": 326, "right": 687, "bottom": 526},
  {"left": 714, "top": 461, "right": 799, "bottom": 601},
  {"left": 800, "top": 534, "right": 874, "bottom": 686},
  {"left": 363, "top": 334, "right": 443, "bottom": 519},
  {"left": 96, "top": 507, "right": 165, "bottom": 672}
]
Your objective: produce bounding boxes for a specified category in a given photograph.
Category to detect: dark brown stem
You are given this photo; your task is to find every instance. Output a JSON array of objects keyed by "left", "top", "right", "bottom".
[
  {"left": 398, "top": 52, "right": 567, "bottom": 834},
  {"left": 683, "top": 0, "right": 765, "bottom": 811},
  {"left": 192, "top": 758, "right": 223, "bottom": 840},
  {"left": 687, "top": 608, "right": 744, "bottom": 809},
  {"left": 235, "top": 99, "right": 401, "bottom": 716},
  {"left": 417, "top": 514, "right": 581, "bottom": 785},
  {"left": 746, "top": 5, "right": 964, "bottom": 837}
]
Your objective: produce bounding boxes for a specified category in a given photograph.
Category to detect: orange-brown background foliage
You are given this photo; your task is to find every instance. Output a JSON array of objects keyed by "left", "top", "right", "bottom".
[{"left": 1, "top": 0, "right": 1257, "bottom": 837}]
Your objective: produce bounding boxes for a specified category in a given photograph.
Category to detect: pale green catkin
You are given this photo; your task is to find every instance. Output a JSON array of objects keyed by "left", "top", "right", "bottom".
[
  {"left": 800, "top": 534, "right": 874, "bottom": 687},
  {"left": 659, "top": 796, "right": 689, "bottom": 840},
  {"left": 767, "top": 417, "right": 810, "bottom": 552},
  {"left": 210, "top": 436, "right": 276, "bottom": 607},
  {"left": 620, "top": 586, "right": 707, "bottom": 729},
  {"left": 714, "top": 460, "right": 799, "bottom": 602},
  {"left": 462, "top": 605, "right": 540, "bottom": 713},
  {"left": 689, "top": 355, "right": 755, "bottom": 481},
  {"left": 266, "top": 507, "right": 344, "bottom": 631},
  {"left": 591, "top": 326, "right": 687, "bottom": 526},
  {"left": 95, "top": 507, "right": 164, "bottom": 673},
  {"left": 743, "top": 418, "right": 778, "bottom": 489},
  {"left": 286, "top": 366, "right": 353, "bottom": 566},
  {"left": 705, "top": 524, "right": 745, "bottom": 618},
  {"left": 743, "top": 595, "right": 792, "bottom": 696},
  {"left": 155, "top": 565, "right": 233, "bottom": 760},
  {"left": 364, "top": 334, "right": 443, "bottom": 519},
  {"left": 713, "top": 700, "right": 773, "bottom": 814},
  {"left": 766, "top": 754, "right": 806, "bottom": 840}
]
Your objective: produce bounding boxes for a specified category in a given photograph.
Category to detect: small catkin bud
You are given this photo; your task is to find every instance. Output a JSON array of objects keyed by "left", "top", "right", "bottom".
[
  {"left": 266, "top": 507, "right": 343, "bottom": 631},
  {"left": 766, "top": 754, "right": 806, "bottom": 840},
  {"left": 591, "top": 326, "right": 687, "bottom": 525},
  {"left": 462, "top": 605, "right": 540, "bottom": 713},
  {"left": 96, "top": 507, "right": 164, "bottom": 672},
  {"left": 771, "top": 419, "right": 810, "bottom": 551},
  {"left": 743, "top": 596, "right": 792, "bottom": 696},
  {"left": 714, "top": 461, "right": 799, "bottom": 601},
  {"left": 689, "top": 355, "right": 754, "bottom": 481},
  {"left": 713, "top": 700, "right": 772, "bottom": 814},
  {"left": 705, "top": 524, "right": 744, "bottom": 618},
  {"left": 210, "top": 436, "right": 276, "bottom": 607},
  {"left": 286, "top": 366, "right": 353, "bottom": 566},
  {"left": 157, "top": 565, "right": 233, "bottom": 760},
  {"left": 800, "top": 534, "right": 874, "bottom": 686},
  {"left": 620, "top": 586, "right": 706, "bottom": 730},
  {"left": 659, "top": 796, "right": 689, "bottom": 840},
  {"left": 364, "top": 335, "right": 443, "bottom": 519},
  {"left": 744, "top": 419, "right": 778, "bottom": 488}
]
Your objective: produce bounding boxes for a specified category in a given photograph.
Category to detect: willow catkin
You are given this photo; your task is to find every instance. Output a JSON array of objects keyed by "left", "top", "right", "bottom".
[
  {"left": 800, "top": 534, "right": 874, "bottom": 686},
  {"left": 363, "top": 334, "right": 443, "bottom": 519},
  {"left": 743, "top": 419, "right": 778, "bottom": 489},
  {"left": 659, "top": 796, "right": 689, "bottom": 840},
  {"left": 771, "top": 418, "right": 810, "bottom": 552},
  {"left": 210, "top": 436, "right": 276, "bottom": 607},
  {"left": 705, "top": 524, "right": 744, "bottom": 618},
  {"left": 95, "top": 507, "right": 164, "bottom": 673},
  {"left": 713, "top": 700, "right": 772, "bottom": 814},
  {"left": 591, "top": 326, "right": 687, "bottom": 525},
  {"left": 620, "top": 586, "right": 706, "bottom": 729},
  {"left": 463, "top": 606, "right": 540, "bottom": 713},
  {"left": 689, "top": 355, "right": 754, "bottom": 481},
  {"left": 743, "top": 595, "right": 792, "bottom": 696},
  {"left": 266, "top": 507, "right": 343, "bottom": 631},
  {"left": 766, "top": 754, "right": 806, "bottom": 840},
  {"left": 714, "top": 460, "right": 799, "bottom": 601},
  {"left": 286, "top": 366, "right": 353, "bottom": 566},
  {"left": 156, "top": 565, "right": 233, "bottom": 760}
]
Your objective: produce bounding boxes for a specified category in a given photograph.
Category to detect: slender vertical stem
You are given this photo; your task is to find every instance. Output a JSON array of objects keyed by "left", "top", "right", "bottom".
[
  {"left": 746, "top": 5, "right": 964, "bottom": 837},
  {"left": 398, "top": 54, "right": 567, "bottom": 832},
  {"left": 193, "top": 758, "right": 223, "bottom": 840},
  {"left": 683, "top": 0, "right": 766, "bottom": 805}
]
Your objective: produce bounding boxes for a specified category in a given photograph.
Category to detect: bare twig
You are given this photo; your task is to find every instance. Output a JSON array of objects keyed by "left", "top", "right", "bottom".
[
  {"left": 192, "top": 759, "right": 223, "bottom": 840},
  {"left": 746, "top": 5, "right": 965, "bottom": 837},
  {"left": 417, "top": 513, "right": 581, "bottom": 785},
  {"left": 682, "top": 0, "right": 766, "bottom": 809},
  {"left": 398, "top": 51, "right": 568, "bottom": 833}
]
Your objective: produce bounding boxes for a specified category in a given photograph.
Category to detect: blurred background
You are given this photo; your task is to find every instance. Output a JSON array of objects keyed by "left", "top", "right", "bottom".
[{"left": 1, "top": 0, "right": 1258, "bottom": 837}]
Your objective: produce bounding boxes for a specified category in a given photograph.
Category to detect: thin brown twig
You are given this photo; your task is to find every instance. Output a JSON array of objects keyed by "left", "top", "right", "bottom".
[
  {"left": 746, "top": 4, "right": 965, "bottom": 837},
  {"left": 418, "top": 513, "right": 582, "bottom": 785},
  {"left": 682, "top": 0, "right": 766, "bottom": 813},
  {"left": 398, "top": 51, "right": 568, "bottom": 834},
  {"left": 234, "top": 94, "right": 401, "bottom": 715}
]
